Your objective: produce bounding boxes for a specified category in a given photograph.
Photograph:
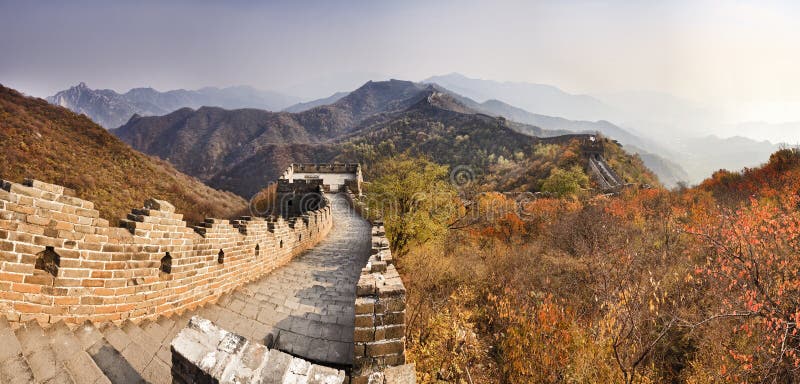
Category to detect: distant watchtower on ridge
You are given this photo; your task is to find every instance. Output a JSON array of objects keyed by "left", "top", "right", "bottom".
[{"left": 581, "top": 135, "right": 604, "bottom": 160}]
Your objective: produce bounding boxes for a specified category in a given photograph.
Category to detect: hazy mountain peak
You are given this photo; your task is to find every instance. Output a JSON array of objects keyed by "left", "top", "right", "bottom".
[
  {"left": 423, "top": 73, "right": 618, "bottom": 122},
  {"left": 47, "top": 83, "right": 302, "bottom": 129}
]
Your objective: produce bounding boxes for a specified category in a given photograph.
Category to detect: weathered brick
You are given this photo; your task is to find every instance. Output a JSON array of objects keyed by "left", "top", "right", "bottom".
[
  {"left": 354, "top": 327, "right": 375, "bottom": 342},
  {"left": 0, "top": 251, "right": 18, "bottom": 262},
  {"left": 355, "top": 314, "right": 374, "bottom": 328},
  {"left": 81, "top": 279, "right": 105, "bottom": 287},
  {"left": 61, "top": 269, "right": 90, "bottom": 278},
  {"left": 7, "top": 203, "right": 36, "bottom": 215},
  {"left": 52, "top": 220, "right": 74, "bottom": 231},
  {"left": 35, "top": 199, "right": 63, "bottom": 211},
  {"left": 75, "top": 207, "right": 100, "bottom": 218},
  {"left": 2, "top": 263, "right": 33, "bottom": 274},
  {"left": 12, "top": 283, "right": 42, "bottom": 294},
  {"left": 23, "top": 179, "right": 64, "bottom": 195},
  {"left": 25, "top": 215, "right": 51, "bottom": 226},
  {"left": 53, "top": 278, "right": 82, "bottom": 287},
  {"left": 383, "top": 311, "right": 405, "bottom": 325},
  {"left": 374, "top": 324, "right": 405, "bottom": 341},
  {"left": 13, "top": 302, "right": 42, "bottom": 312},
  {"left": 54, "top": 296, "right": 79, "bottom": 305},
  {"left": 0, "top": 272, "right": 24, "bottom": 283},
  {"left": 23, "top": 275, "right": 54, "bottom": 286},
  {"left": 91, "top": 270, "right": 112, "bottom": 278},
  {"left": 33, "top": 235, "right": 62, "bottom": 247},
  {"left": 355, "top": 297, "right": 375, "bottom": 315},
  {"left": 8, "top": 232, "right": 32, "bottom": 243},
  {"left": 365, "top": 340, "right": 404, "bottom": 357}
]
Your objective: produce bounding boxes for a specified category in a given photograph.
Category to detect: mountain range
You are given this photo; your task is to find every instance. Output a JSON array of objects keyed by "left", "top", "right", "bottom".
[
  {"left": 286, "top": 81, "right": 689, "bottom": 187},
  {"left": 423, "top": 73, "right": 619, "bottom": 122},
  {"left": 112, "top": 80, "right": 657, "bottom": 197},
  {"left": 421, "top": 73, "right": 783, "bottom": 184},
  {"left": 46, "top": 82, "right": 301, "bottom": 129},
  {"left": 47, "top": 73, "right": 782, "bottom": 186}
]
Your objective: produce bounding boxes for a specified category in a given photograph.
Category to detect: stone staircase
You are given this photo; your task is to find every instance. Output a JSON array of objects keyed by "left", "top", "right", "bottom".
[
  {"left": 0, "top": 287, "right": 355, "bottom": 384},
  {"left": 0, "top": 296, "right": 277, "bottom": 383},
  {"left": 0, "top": 308, "right": 197, "bottom": 384},
  {"left": 588, "top": 155, "right": 625, "bottom": 190}
]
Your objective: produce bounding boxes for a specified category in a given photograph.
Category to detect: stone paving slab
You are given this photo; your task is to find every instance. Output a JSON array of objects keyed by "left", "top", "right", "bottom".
[{"left": 212, "top": 194, "right": 371, "bottom": 366}]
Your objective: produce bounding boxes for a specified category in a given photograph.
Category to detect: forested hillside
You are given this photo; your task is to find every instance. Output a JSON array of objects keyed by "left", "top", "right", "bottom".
[
  {"left": 367, "top": 148, "right": 800, "bottom": 383},
  {"left": 0, "top": 85, "right": 247, "bottom": 223}
]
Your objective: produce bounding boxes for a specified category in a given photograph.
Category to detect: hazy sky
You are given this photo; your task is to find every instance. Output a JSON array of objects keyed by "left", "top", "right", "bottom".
[{"left": 2, "top": 0, "right": 800, "bottom": 123}]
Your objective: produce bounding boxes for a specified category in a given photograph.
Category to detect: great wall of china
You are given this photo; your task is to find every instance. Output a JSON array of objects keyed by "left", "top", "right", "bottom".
[
  {"left": 0, "top": 151, "right": 625, "bottom": 383},
  {"left": 0, "top": 164, "right": 414, "bottom": 383}
]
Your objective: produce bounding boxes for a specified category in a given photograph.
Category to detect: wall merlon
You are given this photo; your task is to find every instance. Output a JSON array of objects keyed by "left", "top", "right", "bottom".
[
  {"left": 22, "top": 179, "right": 65, "bottom": 195},
  {"left": 143, "top": 198, "right": 175, "bottom": 213}
]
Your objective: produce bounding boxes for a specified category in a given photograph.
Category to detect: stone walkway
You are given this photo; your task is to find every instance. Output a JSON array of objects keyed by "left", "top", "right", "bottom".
[{"left": 195, "top": 193, "right": 371, "bottom": 366}]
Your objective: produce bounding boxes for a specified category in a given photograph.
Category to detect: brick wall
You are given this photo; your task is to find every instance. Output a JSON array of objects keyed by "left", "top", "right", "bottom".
[
  {"left": 351, "top": 220, "right": 409, "bottom": 383},
  {"left": 275, "top": 179, "right": 325, "bottom": 217},
  {"left": 0, "top": 179, "right": 332, "bottom": 326}
]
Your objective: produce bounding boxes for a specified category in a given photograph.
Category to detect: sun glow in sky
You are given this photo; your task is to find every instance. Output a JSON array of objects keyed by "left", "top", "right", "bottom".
[{"left": 2, "top": 0, "right": 800, "bottom": 124}]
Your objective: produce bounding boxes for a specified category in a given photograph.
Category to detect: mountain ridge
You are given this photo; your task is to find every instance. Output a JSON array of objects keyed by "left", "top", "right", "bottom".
[
  {"left": 113, "top": 80, "right": 658, "bottom": 197},
  {"left": 47, "top": 83, "right": 301, "bottom": 129}
]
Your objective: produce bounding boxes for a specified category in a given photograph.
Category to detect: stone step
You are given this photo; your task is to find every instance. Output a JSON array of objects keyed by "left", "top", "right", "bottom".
[
  {"left": 146, "top": 312, "right": 196, "bottom": 382},
  {"left": 59, "top": 321, "right": 113, "bottom": 384},
  {"left": 118, "top": 320, "right": 164, "bottom": 382},
  {"left": 88, "top": 323, "right": 146, "bottom": 384},
  {"left": 156, "top": 315, "right": 176, "bottom": 332},
  {"left": 15, "top": 321, "right": 71, "bottom": 383},
  {"left": 47, "top": 322, "right": 83, "bottom": 363},
  {"left": 73, "top": 321, "right": 105, "bottom": 351},
  {"left": 120, "top": 320, "right": 173, "bottom": 384},
  {"left": 141, "top": 319, "right": 171, "bottom": 345},
  {"left": 121, "top": 320, "right": 162, "bottom": 358},
  {"left": 0, "top": 317, "right": 34, "bottom": 384},
  {"left": 164, "top": 313, "right": 194, "bottom": 344}
]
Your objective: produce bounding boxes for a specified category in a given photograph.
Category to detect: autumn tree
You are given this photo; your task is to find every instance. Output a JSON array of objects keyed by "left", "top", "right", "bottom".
[
  {"left": 689, "top": 193, "right": 800, "bottom": 382},
  {"left": 366, "top": 154, "right": 458, "bottom": 256},
  {"left": 541, "top": 165, "right": 589, "bottom": 197}
]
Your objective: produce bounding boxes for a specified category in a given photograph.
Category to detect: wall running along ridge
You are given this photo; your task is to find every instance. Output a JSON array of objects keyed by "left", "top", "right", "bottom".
[{"left": 0, "top": 178, "right": 332, "bottom": 326}]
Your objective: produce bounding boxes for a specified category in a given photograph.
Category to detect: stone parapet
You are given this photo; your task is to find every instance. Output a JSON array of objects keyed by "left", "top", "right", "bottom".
[
  {"left": 171, "top": 316, "right": 345, "bottom": 383},
  {"left": 351, "top": 220, "right": 413, "bottom": 383},
  {"left": 0, "top": 179, "right": 332, "bottom": 326}
]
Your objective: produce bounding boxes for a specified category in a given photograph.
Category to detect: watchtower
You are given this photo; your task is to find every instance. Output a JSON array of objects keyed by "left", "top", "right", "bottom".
[{"left": 280, "top": 163, "right": 363, "bottom": 195}]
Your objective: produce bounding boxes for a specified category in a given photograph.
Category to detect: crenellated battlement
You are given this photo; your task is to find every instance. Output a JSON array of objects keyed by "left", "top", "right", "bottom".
[
  {"left": 280, "top": 163, "right": 363, "bottom": 195},
  {"left": 0, "top": 178, "right": 332, "bottom": 326},
  {"left": 283, "top": 163, "right": 361, "bottom": 175}
]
